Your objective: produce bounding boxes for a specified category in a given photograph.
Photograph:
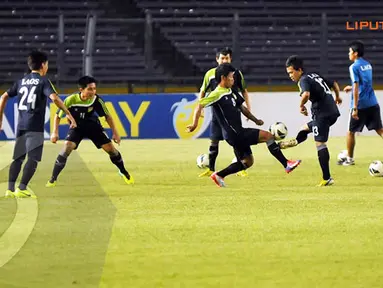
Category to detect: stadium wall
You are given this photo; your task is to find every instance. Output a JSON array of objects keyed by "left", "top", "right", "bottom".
[{"left": 0, "top": 92, "right": 382, "bottom": 141}]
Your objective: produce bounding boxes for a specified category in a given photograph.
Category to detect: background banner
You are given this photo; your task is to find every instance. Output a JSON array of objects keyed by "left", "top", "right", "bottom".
[{"left": 1, "top": 91, "right": 382, "bottom": 140}]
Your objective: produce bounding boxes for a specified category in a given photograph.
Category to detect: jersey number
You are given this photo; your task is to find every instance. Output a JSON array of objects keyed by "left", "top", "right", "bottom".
[
  {"left": 313, "top": 126, "right": 319, "bottom": 136},
  {"left": 315, "top": 78, "right": 331, "bottom": 94},
  {"left": 308, "top": 74, "right": 332, "bottom": 94},
  {"left": 18, "top": 86, "right": 37, "bottom": 111}
]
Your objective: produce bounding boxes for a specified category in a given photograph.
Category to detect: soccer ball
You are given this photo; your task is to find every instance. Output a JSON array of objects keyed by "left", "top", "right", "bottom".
[
  {"left": 196, "top": 154, "right": 209, "bottom": 169},
  {"left": 337, "top": 150, "right": 348, "bottom": 164},
  {"left": 368, "top": 160, "right": 383, "bottom": 177},
  {"left": 269, "top": 122, "right": 288, "bottom": 140}
]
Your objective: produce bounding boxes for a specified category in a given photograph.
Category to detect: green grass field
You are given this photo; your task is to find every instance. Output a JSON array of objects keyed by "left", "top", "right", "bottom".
[{"left": 1, "top": 137, "right": 383, "bottom": 288}]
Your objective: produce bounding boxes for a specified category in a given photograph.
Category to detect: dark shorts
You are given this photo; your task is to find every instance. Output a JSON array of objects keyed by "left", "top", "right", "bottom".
[
  {"left": 66, "top": 122, "right": 111, "bottom": 149},
  {"left": 349, "top": 105, "right": 383, "bottom": 133},
  {"left": 307, "top": 115, "right": 338, "bottom": 142},
  {"left": 13, "top": 130, "right": 44, "bottom": 162},
  {"left": 210, "top": 114, "right": 224, "bottom": 141},
  {"left": 226, "top": 128, "right": 260, "bottom": 160}
]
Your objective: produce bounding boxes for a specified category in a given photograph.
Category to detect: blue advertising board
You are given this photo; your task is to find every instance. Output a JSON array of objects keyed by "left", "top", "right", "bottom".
[{"left": 0, "top": 94, "right": 212, "bottom": 140}]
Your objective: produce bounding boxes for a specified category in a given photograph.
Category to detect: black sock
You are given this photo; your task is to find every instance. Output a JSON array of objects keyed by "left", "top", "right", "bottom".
[
  {"left": 296, "top": 130, "right": 310, "bottom": 144},
  {"left": 110, "top": 152, "right": 130, "bottom": 179},
  {"left": 267, "top": 140, "right": 288, "bottom": 167},
  {"left": 217, "top": 161, "right": 245, "bottom": 178},
  {"left": 8, "top": 158, "right": 24, "bottom": 191},
  {"left": 50, "top": 153, "right": 68, "bottom": 182},
  {"left": 318, "top": 145, "right": 331, "bottom": 180},
  {"left": 209, "top": 143, "right": 219, "bottom": 171},
  {"left": 19, "top": 159, "right": 38, "bottom": 190}
]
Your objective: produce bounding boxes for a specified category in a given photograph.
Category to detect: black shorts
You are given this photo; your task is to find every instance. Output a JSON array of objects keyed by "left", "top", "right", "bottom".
[
  {"left": 226, "top": 128, "right": 260, "bottom": 160},
  {"left": 210, "top": 114, "right": 224, "bottom": 141},
  {"left": 307, "top": 115, "right": 338, "bottom": 142},
  {"left": 13, "top": 130, "right": 44, "bottom": 162},
  {"left": 65, "top": 122, "right": 111, "bottom": 149},
  {"left": 349, "top": 105, "right": 383, "bottom": 132}
]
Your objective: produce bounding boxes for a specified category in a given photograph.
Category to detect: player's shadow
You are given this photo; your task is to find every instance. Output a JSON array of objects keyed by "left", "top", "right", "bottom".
[{"left": 0, "top": 144, "right": 116, "bottom": 288}]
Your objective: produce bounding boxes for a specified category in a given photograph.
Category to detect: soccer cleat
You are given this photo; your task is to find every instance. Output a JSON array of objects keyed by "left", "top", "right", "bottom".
[
  {"left": 5, "top": 190, "right": 15, "bottom": 199},
  {"left": 210, "top": 172, "right": 226, "bottom": 188},
  {"left": 279, "top": 139, "right": 298, "bottom": 149},
  {"left": 342, "top": 158, "right": 355, "bottom": 166},
  {"left": 337, "top": 158, "right": 346, "bottom": 165},
  {"left": 119, "top": 172, "right": 134, "bottom": 184},
  {"left": 14, "top": 188, "right": 37, "bottom": 199},
  {"left": 236, "top": 170, "right": 249, "bottom": 177},
  {"left": 285, "top": 159, "right": 301, "bottom": 173},
  {"left": 198, "top": 168, "right": 214, "bottom": 178},
  {"left": 317, "top": 178, "right": 335, "bottom": 187},
  {"left": 45, "top": 180, "right": 57, "bottom": 188}
]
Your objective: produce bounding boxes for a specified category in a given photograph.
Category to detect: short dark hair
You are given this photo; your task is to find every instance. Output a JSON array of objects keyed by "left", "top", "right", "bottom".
[
  {"left": 78, "top": 76, "right": 97, "bottom": 89},
  {"left": 216, "top": 47, "right": 233, "bottom": 58},
  {"left": 215, "top": 63, "right": 236, "bottom": 82},
  {"left": 285, "top": 55, "right": 304, "bottom": 71},
  {"left": 27, "top": 50, "right": 48, "bottom": 71},
  {"left": 349, "top": 40, "right": 364, "bottom": 57}
]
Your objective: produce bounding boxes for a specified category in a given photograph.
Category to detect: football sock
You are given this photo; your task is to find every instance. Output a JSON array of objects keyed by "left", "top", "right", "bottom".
[
  {"left": 19, "top": 159, "right": 38, "bottom": 190},
  {"left": 217, "top": 161, "right": 246, "bottom": 178},
  {"left": 209, "top": 143, "right": 219, "bottom": 171},
  {"left": 318, "top": 144, "right": 331, "bottom": 180},
  {"left": 110, "top": 152, "right": 131, "bottom": 179},
  {"left": 8, "top": 158, "right": 24, "bottom": 191},
  {"left": 50, "top": 152, "right": 68, "bottom": 182},
  {"left": 296, "top": 130, "right": 310, "bottom": 144},
  {"left": 267, "top": 140, "right": 288, "bottom": 167}
]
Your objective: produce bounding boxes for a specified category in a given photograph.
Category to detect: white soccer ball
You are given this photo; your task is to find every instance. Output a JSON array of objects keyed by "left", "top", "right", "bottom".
[
  {"left": 196, "top": 154, "right": 209, "bottom": 169},
  {"left": 269, "top": 122, "right": 288, "bottom": 140},
  {"left": 337, "top": 150, "right": 348, "bottom": 163},
  {"left": 369, "top": 160, "right": 383, "bottom": 177}
]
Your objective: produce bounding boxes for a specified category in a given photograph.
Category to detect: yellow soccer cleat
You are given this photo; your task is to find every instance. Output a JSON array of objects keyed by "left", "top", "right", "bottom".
[
  {"left": 5, "top": 190, "right": 15, "bottom": 199},
  {"left": 14, "top": 188, "right": 37, "bottom": 199},
  {"left": 236, "top": 170, "right": 249, "bottom": 177},
  {"left": 279, "top": 139, "right": 298, "bottom": 149},
  {"left": 120, "top": 172, "right": 134, "bottom": 184},
  {"left": 317, "top": 178, "right": 335, "bottom": 187},
  {"left": 45, "top": 180, "right": 57, "bottom": 188},
  {"left": 198, "top": 168, "right": 214, "bottom": 178}
]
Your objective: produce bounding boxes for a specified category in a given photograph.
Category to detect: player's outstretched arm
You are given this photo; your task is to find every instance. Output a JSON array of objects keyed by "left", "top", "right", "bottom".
[
  {"left": 299, "top": 91, "right": 310, "bottom": 116},
  {"left": 50, "top": 115, "right": 61, "bottom": 143},
  {"left": 49, "top": 93, "right": 77, "bottom": 128},
  {"left": 186, "top": 104, "right": 203, "bottom": 132},
  {"left": 105, "top": 115, "right": 121, "bottom": 145},
  {"left": 240, "top": 105, "right": 263, "bottom": 126},
  {"left": 0, "top": 92, "right": 9, "bottom": 131},
  {"left": 242, "top": 89, "right": 251, "bottom": 112},
  {"left": 332, "top": 81, "right": 342, "bottom": 105}
]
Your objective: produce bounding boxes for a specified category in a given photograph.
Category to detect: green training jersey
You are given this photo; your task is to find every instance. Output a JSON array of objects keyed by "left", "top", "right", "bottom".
[
  {"left": 57, "top": 93, "right": 109, "bottom": 126},
  {"left": 200, "top": 67, "right": 247, "bottom": 95}
]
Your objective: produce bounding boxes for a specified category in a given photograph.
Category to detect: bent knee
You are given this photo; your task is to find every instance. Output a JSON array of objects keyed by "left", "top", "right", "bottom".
[
  {"left": 242, "top": 156, "right": 254, "bottom": 168},
  {"left": 64, "top": 141, "right": 76, "bottom": 152}
]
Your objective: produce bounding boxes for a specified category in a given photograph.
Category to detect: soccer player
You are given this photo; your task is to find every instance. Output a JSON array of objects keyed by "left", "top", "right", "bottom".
[
  {"left": 196, "top": 47, "right": 251, "bottom": 178},
  {"left": 45, "top": 76, "right": 134, "bottom": 187},
  {"left": 187, "top": 63, "right": 301, "bottom": 187},
  {"left": 339, "top": 41, "right": 383, "bottom": 165},
  {"left": 279, "top": 55, "right": 342, "bottom": 186},
  {"left": 0, "top": 50, "right": 77, "bottom": 198}
]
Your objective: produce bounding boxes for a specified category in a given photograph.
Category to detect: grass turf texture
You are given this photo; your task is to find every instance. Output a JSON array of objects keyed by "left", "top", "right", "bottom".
[{"left": 1, "top": 137, "right": 383, "bottom": 288}]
